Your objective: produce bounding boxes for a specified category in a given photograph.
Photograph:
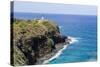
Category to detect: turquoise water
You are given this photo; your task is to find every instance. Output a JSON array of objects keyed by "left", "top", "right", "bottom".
[{"left": 14, "top": 12, "right": 97, "bottom": 64}]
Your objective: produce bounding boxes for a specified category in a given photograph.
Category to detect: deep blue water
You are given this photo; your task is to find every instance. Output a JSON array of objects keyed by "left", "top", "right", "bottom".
[{"left": 14, "top": 12, "right": 97, "bottom": 64}]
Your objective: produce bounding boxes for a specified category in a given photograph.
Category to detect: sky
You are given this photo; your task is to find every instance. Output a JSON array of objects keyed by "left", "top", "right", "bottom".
[{"left": 13, "top": 1, "right": 97, "bottom": 15}]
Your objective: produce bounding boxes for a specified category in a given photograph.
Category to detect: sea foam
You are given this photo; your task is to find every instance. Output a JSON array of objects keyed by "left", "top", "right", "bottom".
[
  {"left": 68, "top": 36, "right": 79, "bottom": 44},
  {"left": 43, "top": 36, "right": 79, "bottom": 64}
]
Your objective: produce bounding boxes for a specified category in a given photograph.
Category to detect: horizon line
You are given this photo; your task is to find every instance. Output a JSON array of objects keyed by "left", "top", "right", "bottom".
[{"left": 13, "top": 11, "right": 97, "bottom": 16}]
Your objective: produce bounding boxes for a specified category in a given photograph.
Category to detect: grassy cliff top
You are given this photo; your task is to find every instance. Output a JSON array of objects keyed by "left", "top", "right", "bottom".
[
  {"left": 12, "top": 18, "right": 62, "bottom": 66},
  {"left": 13, "top": 18, "right": 60, "bottom": 43}
]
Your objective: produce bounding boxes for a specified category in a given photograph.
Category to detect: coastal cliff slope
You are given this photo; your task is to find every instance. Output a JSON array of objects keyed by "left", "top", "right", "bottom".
[{"left": 11, "top": 18, "right": 67, "bottom": 66}]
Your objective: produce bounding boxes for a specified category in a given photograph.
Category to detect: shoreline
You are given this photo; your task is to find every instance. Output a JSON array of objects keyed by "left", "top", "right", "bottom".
[{"left": 36, "top": 36, "right": 75, "bottom": 64}]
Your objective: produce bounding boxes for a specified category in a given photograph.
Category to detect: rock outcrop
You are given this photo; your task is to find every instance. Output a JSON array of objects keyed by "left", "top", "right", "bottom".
[{"left": 11, "top": 18, "right": 68, "bottom": 66}]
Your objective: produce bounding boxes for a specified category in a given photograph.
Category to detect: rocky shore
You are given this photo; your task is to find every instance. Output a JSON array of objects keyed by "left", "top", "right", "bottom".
[
  {"left": 11, "top": 18, "right": 71, "bottom": 66},
  {"left": 36, "top": 38, "right": 71, "bottom": 64}
]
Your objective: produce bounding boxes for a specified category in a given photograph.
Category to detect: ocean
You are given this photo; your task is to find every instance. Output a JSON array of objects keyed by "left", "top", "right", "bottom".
[{"left": 13, "top": 12, "right": 97, "bottom": 64}]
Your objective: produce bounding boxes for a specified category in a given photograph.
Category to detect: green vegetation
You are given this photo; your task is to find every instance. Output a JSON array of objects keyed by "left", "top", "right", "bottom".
[{"left": 12, "top": 18, "right": 60, "bottom": 66}]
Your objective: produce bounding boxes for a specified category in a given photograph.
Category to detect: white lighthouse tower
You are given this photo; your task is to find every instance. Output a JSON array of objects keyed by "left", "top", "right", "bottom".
[{"left": 41, "top": 16, "right": 44, "bottom": 20}]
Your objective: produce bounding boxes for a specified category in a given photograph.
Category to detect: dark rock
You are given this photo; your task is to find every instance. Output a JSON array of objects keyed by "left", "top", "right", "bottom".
[{"left": 12, "top": 19, "right": 68, "bottom": 66}]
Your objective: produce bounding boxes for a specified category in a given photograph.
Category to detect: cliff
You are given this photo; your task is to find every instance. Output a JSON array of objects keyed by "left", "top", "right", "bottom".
[{"left": 11, "top": 18, "right": 68, "bottom": 66}]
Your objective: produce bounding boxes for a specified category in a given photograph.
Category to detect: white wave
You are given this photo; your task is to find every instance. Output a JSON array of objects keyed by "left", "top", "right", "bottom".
[
  {"left": 43, "top": 45, "right": 68, "bottom": 64},
  {"left": 43, "top": 36, "right": 80, "bottom": 64},
  {"left": 59, "top": 26, "right": 65, "bottom": 32},
  {"left": 67, "top": 36, "right": 79, "bottom": 44},
  {"left": 59, "top": 26, "right": 63, "bottom": 29}
]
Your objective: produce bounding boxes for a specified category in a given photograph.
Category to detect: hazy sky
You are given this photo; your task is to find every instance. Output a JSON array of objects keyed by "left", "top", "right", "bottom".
[{"left": 13, "top": 1, "right": 97, "bottom": 15}]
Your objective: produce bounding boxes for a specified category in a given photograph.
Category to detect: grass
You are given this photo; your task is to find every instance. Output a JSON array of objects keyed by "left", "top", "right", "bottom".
[{"left": 12, "top": 18, "right": 60, "bottom": 66}]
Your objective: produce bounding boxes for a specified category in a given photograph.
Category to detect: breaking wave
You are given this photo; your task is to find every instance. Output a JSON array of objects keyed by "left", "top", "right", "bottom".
[{"left": 43, "top": 36, "right": 80, "bottom": 64}]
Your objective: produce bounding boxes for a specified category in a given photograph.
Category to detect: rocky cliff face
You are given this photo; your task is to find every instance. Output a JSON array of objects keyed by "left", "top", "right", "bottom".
[{"left": 11, "top": 19, "right": 67, "bottom": 66}]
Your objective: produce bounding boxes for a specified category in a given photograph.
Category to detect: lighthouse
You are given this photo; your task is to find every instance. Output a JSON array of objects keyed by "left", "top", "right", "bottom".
[{"left": 41, "top": 16, "right": 44, "bottom": 20}]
